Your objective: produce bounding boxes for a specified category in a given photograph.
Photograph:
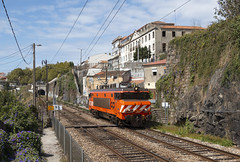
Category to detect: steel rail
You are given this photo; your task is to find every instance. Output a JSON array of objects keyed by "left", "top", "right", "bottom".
[
  {"left": 82, "top": 128, "right": 130, "bottom": 162},
  {"left": 104, "top": 128, "right": 171, "bottom": 162},
  {"left": 129, "top": 129, "right": 217, "bottom": 162},
  {"left": 149, "top": 129, "right": 240, "bottom": 160}
]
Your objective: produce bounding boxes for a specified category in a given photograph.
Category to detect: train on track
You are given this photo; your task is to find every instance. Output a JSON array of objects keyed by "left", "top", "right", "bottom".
[{"left": 89, "top": 85, "right": 152, "bottom": 127}]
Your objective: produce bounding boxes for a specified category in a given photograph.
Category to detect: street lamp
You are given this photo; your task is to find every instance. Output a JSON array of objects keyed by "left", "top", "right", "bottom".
[{"left": 33, "top": 43, "right": 41, "bottom": 108}]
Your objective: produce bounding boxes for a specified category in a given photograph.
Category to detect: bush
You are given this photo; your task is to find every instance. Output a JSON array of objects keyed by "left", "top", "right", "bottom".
[
  {"left": 9, "top": 131, "right": 42, "bottom": 153},
  {"left": 15, "top": 147, "right": 43, "bottom": 162},
  {"left": 0, "top": 129, "right": 14, "bottom": 161}
]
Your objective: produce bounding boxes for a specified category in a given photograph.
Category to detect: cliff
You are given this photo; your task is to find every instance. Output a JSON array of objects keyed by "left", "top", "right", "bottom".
[{"left": 156, "top": 17, "right": 240, "bottom": 146}]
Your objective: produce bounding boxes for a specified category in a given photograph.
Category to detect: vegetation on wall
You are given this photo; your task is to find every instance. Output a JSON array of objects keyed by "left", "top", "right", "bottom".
[
  {"left": 58, "top": 72, "right": 77, "bottom": 102},
  {"left": 156, "top": 16, "right": 240, "bottom": 106}
]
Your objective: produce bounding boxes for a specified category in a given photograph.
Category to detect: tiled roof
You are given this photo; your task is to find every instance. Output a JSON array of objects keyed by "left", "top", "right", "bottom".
[
  {"left": 161, "top": 26, "right": 205, "bottom": 30},
  {"left": 94, "top": 71, "right": 127, "bottom": 77},
  {"left": 142, "top": 59, "right": 167, "bottom": 66},
  {"left": 131, "top": 79, "right": 144, "bottom": 85}
]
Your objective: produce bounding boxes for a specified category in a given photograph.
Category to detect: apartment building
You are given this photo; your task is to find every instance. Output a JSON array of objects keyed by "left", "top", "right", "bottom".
[{"left": 114, "top": 21, "right": 204, "bottom": 68}]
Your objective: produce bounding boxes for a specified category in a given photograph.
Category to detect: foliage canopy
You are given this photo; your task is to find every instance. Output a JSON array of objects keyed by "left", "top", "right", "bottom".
[{"left": 7, "top": 61, "right": 74, "bottom": 85}]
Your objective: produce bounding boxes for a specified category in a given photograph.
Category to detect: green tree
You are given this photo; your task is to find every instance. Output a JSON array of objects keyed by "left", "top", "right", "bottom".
[
  {"left": 215, "top": 0, "right": 240, "bottom": 19},
  {"left": 8, "top": 68, "right": 24, "bottom": 85},
  {"left": 133, "top": 46, "right": 151, "bottom": 62}
]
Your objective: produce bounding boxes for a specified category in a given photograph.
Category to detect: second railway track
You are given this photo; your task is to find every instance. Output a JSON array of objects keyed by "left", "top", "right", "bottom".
[{"left": 57, "top": 104, "right": 240, "bottom": 162}]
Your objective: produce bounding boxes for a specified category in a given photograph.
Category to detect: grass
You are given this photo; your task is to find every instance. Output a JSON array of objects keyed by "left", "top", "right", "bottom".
[{"left": 152, "top": 124, "right": 233, "bottom": 147}]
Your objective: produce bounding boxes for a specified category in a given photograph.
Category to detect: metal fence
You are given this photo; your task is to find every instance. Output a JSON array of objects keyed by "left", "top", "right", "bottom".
[{"left": 52, "top": 117, "right": 92, "bottom": 162}]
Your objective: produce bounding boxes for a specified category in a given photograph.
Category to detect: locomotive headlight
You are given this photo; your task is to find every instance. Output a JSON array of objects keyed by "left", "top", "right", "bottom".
[{"left": 134, "top": 86, "right": 139, "bottom": 91}]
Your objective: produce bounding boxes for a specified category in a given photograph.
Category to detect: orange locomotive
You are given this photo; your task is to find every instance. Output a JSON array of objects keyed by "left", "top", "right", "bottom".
[{"left": 89, "top": 86, "right": 152, "bottom": 127}]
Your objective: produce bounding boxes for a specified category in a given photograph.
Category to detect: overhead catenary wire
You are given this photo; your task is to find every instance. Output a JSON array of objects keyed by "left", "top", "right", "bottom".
[
  {"left": 50, "top": 0, "right": 89, "bottom": 63},
  {"left": 83, "top": 0, "right": 126, "bottom": 61},
  {"left": 159, "top": 0, "right": 191, "bottom": 21},
  {"left": 83, "top": 0, "right": 121, "bottom": 58},
  {"left": 1, "top": 0, "right": 30, "bottom": 65}
]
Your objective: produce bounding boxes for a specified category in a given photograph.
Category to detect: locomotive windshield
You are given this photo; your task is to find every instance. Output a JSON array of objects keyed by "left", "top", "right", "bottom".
[{"left": 115, "top": 92, "right": 150, "bottom": 100}]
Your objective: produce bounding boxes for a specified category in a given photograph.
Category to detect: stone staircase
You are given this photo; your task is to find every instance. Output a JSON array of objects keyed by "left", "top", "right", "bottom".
[{"left": 151, "top": 108, "right": 169, "bottom": 124}]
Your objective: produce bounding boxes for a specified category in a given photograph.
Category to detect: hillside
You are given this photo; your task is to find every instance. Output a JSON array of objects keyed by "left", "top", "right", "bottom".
[{"left": 156, "top": 16, "right": 240, "bottom": 146}]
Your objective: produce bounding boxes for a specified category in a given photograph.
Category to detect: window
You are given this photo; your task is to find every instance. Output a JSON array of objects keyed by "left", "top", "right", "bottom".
[
  {"left": 172, "top": 31, "right": 176, "bottom": 37},
  {"left": 114, "top": 92, "right": 150, "bottom": 100},
  {"left": 182, "top": 31, "right": 185, "bottom": 36},
  {"left": 142, "top": 37, "right": 143, "bottom": 43},
  {"left": 104, "top": 94, "right": 106, "bottom": 97},
  {"left": 149, "top": 45, "right": 151, "bottom": 50},
  {"left": 153, "top": 31, "right": 155, "bottom": 38},
  {"left": 162, "top": 31, "right": 166, "bottom": 37},
  {"left": 162, "top": 43, "right": 166, "bottom": 52},
  {"left": 152, "top": 68, "right": 157, "bottom": 76},
  {"left": 145, "top": 35, "right": 147, "bottom": 42},
  {"left": 153, "top": 43, "right": 155, "bottom": 51},
  {"left": 149, "top": 33, "right": 150, "bottom": 40},
  {"left": 148, "top": 83, "right": 150, "bottom": 86}
]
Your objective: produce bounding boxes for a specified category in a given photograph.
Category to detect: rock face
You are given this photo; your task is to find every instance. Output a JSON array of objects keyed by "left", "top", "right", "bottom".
[{"left": 166, "top": 51, "right": 240, "bottom": 146}]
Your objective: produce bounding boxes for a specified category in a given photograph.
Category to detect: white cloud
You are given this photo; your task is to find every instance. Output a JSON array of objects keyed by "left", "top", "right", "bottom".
[{"left": 0, "top": 0, "right": 219, "bottom": 73}]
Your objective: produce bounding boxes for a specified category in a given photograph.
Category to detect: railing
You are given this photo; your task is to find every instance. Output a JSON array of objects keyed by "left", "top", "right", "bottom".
[{"left": 52, "top": 116, "right": 92, "bottom": 162}]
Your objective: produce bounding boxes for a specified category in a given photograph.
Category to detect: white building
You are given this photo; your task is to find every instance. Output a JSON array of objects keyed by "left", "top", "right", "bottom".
[{"left": 117, "top": 21, "right": 205, "bottom": 68}]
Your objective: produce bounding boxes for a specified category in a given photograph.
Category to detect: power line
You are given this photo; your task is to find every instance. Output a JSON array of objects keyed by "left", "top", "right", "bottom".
[
  {"left": 0, "top": 50, "right": 32, "bottom": 66},
  {"left": 83, "top": 0, "right": 121, "bottom": 57},
  {"left": 50, "top": 0, "right": 89, "bottom": 62},
  {"left": 1, "top": 0, "right": 30, "bottom": 65},
  {"left": 15, "top": 47, "right": 33, "bottom": 68},
  {"left": 159, "top": 0, "right": 191, "bottom": 21},
  {"left": 84, "top": 0, "right": 126, "bottom": 61},
  {"left": 0, "top": 45, "right": 31, "bottom": 61}
]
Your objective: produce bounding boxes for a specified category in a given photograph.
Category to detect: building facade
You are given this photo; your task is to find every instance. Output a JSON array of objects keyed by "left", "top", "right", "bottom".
[
  {"left": 93, "top": 70, "right": 131, "bottom": 89},
  {"left": 142, "top": 59, "right": 167, "bottom": 99},
  {"left": 115, "top": 21, "right": 204, "bottom": 68}
]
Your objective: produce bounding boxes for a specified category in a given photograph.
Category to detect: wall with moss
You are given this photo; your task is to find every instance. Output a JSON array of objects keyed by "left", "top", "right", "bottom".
[{"left": 156, "top": 17, "right": 240, "bottom": 145}]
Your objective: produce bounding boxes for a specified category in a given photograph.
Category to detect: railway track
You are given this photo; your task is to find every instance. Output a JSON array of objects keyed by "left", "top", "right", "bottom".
[
  {"left": 60, "top": 106, "right": 170, "bottom": 161},
  {"left": 126, "top": 129, "right": 240, "bottom": 162},
  {"left": 58, "top": 104, "right": 240, "bottom": 161}
]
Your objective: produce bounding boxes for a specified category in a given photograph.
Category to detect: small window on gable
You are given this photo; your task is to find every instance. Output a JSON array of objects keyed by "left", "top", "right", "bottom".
[{"left": 152, "top": 68, "right": 157, "bottom": 76}]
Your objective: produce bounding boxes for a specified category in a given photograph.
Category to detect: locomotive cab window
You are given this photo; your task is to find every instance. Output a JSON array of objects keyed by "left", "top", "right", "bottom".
[{"left": 89, "top": 93, "right": 93, "bottom": 98}]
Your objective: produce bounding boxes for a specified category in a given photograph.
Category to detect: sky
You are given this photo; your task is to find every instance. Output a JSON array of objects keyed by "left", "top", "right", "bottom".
[{"left": 0, "top": 0, "right": 219, "bottom": 74}]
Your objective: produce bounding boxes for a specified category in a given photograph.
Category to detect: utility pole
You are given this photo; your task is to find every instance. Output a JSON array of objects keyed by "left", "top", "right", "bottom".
[
  {"left": 42, "top": 60, "right": 48, "bottom": 115},
  {"left": 105, "top": 64, "right": 108, "bottom": 87},
  {"left": 80, "top": 49, "right": 82, "bottom": 67},
  {"left": 33, "top": 43, "right": 36, "bottom": 107},
  {"left": 32, "top": 43, "right": 41, "bottom": 108}
]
